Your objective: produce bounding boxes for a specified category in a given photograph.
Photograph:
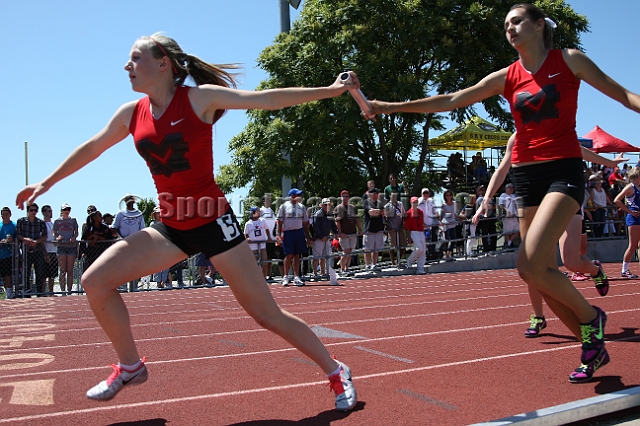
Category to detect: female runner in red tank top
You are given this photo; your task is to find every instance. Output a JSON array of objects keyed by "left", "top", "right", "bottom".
[
  {"left": 15, "top": 33, "right": 358, "bottom": 411},
  {"left": 367, "top": 3, "right": 640, "bottom": 383}
]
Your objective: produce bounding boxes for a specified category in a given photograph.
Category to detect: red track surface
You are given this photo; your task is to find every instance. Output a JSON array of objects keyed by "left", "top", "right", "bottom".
[{"left": 1, "top": 262, "right": 639, "bottom": 425}]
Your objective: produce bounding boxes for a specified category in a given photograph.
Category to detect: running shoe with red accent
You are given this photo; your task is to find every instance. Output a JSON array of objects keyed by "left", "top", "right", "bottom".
[
  {"left": 621, "top": 270, "right": 639, "bottom": 279},
  {"left": 592, "top": 260, "right": 609, "bottom": 296},
  {"left": 570, "top": 306, "right": 608, "bottom": 383},
  {"left": 328, "top": 361, "right": 357, "bottom": 411},
  {"left": 86, "top": 358, "right": 148, "bottom": 400},
  {"left": 524, "top": 315, "right": 547, "bottom": 338},
  {"left": 570, "top": 272, "right": 589, "bottom": 281}
]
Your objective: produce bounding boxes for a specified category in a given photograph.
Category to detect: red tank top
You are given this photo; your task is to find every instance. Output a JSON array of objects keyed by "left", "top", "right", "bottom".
[
  {"left": 503, "top": 49, "right": 582, "bottom": 164},
  {"left": 404, "top": 208, "right": 424, "bottom": 232},
  {"left": 130, "top": 86, "right": 229, "bottom": 230}
]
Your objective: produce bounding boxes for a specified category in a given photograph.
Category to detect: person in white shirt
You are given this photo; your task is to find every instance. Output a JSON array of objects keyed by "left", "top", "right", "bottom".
[
  {"left": 418, "top": 188, "right": 438, "bottom": 252},
  {"left": 114, "top": 194, "right": 146, "bottom": 239},
  {"left": 260, "top": 194, "right": 280, "bottom": 279},
  {"left": 244, "top": 206, "right": 271, "bottom": 279},
  {"left": 498, "top": 183, "right": 520, "bottom": 249},
  {"left": 41, "top": 205, "right": 59, "bottom": 294}
]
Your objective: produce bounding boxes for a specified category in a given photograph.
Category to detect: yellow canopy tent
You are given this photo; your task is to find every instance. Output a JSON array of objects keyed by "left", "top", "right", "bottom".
[
  {"left": 428, "top": 116, "right": 512, "bottom": 151},
  {"left": 428, "top": 116, "right": 513, "bottom": 190}
]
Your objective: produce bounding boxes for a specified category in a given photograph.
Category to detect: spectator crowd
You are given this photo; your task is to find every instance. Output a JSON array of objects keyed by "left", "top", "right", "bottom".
[{"left": 1, "top": 159, "right": 632, "bottom": 299}]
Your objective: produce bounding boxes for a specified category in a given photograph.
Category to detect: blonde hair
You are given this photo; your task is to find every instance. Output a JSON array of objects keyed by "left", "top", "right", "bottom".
[
  {"left": 142, "top": 33, "right": 241, "bottom": 123},
  {"left": 628, "top": 166, "right": 640, "bottom": 181}
]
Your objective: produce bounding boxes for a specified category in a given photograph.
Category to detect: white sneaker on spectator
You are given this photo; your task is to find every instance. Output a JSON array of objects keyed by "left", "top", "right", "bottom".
[
  {"left": 282, "top": 276, "right": 291, "bottom": 286},
  {"left": 293, "top": 276, "right": 305, "bottom": 286}
]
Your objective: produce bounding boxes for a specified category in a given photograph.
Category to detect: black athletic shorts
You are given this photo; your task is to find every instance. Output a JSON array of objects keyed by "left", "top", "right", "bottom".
[
  {"left": 151, "top": 207, "right": 245, "bottom": 258},
  {"left": 512, "top": 158, "right": 584, "bottom": 209}
]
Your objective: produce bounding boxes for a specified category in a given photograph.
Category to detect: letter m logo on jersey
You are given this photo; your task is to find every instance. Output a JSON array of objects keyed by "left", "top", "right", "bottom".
[
  {"left": 515, "top": 84, "right": 560, "bottom": 124},
  {"left": 136, "top": 133, "right": 191, "bottom": 177}
]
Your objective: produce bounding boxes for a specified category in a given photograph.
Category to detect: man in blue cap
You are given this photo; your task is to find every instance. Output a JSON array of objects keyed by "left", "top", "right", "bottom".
[{"left": 276, "top": 188, "right": 311, "bottom": 286}]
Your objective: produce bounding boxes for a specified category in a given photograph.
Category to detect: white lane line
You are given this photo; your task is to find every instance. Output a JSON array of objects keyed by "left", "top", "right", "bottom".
[
  {"left": 2, "top": 306, "right": 640, "bottom": 356},
  {"left": 354, "top": 346, "right": 414, "bottom": 363},
  {"left": 4, "top": 279, "right": 633, "bottom": 332},
  {"left": 3, "top": 322, "right": 640, "bottom": 382},
  {"left": 1, "top": 339, "right": 636, "bottom": 424}
]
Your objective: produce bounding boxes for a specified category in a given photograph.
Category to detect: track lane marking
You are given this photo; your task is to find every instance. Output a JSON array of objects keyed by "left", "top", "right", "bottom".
[{"left": 2, "top": 338, "right": 638, "bottom": 424}]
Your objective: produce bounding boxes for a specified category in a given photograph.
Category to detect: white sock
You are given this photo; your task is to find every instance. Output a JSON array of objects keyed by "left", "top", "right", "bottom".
[
  {"left": 119, "top": 359, "right": 143, "bottom": 371},
  {"left": 327, "top": 364, "right": 342, "bottom": 377},
  {"left": 623, "top": 262, "right": 630, "bottom": 273}
]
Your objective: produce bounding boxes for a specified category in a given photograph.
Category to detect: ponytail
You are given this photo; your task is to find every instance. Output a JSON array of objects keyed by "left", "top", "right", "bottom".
[{"left": 143, "top": 33, "right": 242, "bottom": 122}]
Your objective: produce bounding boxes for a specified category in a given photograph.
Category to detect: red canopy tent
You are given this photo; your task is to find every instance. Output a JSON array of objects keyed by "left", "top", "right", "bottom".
[{"left": 582, "top": 125, "right": 640, "bottom": 153}]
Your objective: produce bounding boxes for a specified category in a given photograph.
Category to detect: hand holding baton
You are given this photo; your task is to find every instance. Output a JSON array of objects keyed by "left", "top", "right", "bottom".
[{"left": 340, "top": 71, "right": 372, "bottom": 117}]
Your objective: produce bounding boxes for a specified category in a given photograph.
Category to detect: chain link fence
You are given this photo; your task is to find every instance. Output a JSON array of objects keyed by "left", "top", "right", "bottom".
[{"left": 0, "top": 215, "right": 629, "bottom": 298}]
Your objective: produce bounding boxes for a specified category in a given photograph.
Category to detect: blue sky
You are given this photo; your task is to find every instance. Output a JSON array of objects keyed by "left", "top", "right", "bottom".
[{"left": 1, "top": 1, "right": 638, "bottom": 219}]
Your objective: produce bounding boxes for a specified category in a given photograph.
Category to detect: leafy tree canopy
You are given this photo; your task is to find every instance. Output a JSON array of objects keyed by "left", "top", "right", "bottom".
[{"left": 217, "top": 0, "right": 588, "bottom": 204}]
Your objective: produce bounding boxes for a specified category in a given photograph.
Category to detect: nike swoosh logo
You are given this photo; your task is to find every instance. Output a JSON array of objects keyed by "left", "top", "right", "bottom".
[
  {"left": 548, "top": 72, "right": 561, "bottom": 78},
  {"left": 567, "top": 183, "right": 577, "bottom": 188},
  {"left": 122, "top": 370, "right": 143, "bottom": 385},
  {"left": 170, "top": 118, "right": 185, "bottom": 126},
  {"left": 594, "top": 315, "right": 604, "bottom": 340}
]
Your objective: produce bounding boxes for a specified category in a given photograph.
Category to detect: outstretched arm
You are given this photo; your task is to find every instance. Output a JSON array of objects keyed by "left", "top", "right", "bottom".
[
  {"left": 16, "top": 102, "right": 135, "bottom": 209},
  {"left": 366, "top": 68, "right": 507, "bottom": 119},
  {"left": 580, "top": 147, "right": 628, "bottom": 168},
  {"left": 564, "top": 49, "right": 640, "bottom": 113},
  {"left": 191, "top": 71, "right": 361, "bottom": 123}
]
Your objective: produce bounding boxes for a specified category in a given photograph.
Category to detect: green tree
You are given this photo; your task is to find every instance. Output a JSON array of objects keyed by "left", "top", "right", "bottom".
[
  {"left": 136, "top": 197, "right": 156, "bottom": 227},
  {"left": 218, "top": 0, "right": 588, "bottom": 200}
]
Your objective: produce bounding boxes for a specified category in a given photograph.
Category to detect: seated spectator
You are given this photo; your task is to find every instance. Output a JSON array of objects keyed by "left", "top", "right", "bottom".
[{"left": 608, "top": 166, "right": 626, "bottom": 194}]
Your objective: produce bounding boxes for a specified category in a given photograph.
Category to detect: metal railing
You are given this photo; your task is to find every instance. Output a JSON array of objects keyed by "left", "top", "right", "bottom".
[{"left": 0, "top": 214, "right": 630, "bottom": 297}]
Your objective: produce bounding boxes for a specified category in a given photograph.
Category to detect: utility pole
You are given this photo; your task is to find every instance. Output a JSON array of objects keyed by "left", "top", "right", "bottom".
[{"left": 279, "top": 0, "right": 301, "bottom": 197}]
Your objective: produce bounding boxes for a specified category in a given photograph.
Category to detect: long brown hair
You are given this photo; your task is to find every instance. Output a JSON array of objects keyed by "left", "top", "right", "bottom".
[
  {"left": 141, "top": 33, "right": 241, "bottom": 123},
  {"left": 509, "top": 3, "right": 554, "bottom": 49}
]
